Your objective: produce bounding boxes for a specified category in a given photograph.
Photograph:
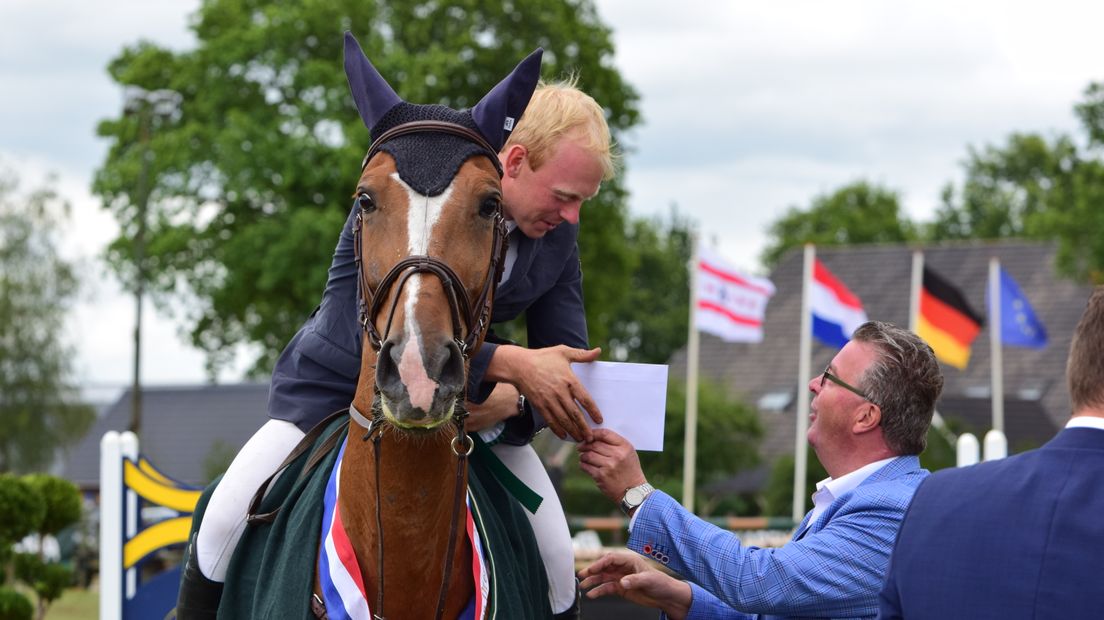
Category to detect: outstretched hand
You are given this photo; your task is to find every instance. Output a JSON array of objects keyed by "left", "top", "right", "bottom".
[
  {"left": 577, "top": 429, "right": 646, "bottom": 505},
  {"left": 511, "top": 345, "right": 603, "bottom": 441},
  {"left": 578, "top": 550, "right": 692, "bottom": 619}
]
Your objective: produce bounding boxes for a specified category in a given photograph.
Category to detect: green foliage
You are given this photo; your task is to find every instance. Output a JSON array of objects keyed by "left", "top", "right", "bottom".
[
  {"left": 639, "top": 378, "right": 762, "bottom": 494},
  {"left": 20, "top": 476, "right": 80, "bottom": 537},
  {"left": 928, "top": 134, "right": 1074, "bottom": 241},
  {"left": 93, "top": 0, "right": 642, "bottom": 376},
  {"left": 761, "top": 180, "right": 916, "bottom": 268},
  {"left": 0, "top": 167, "right": 95, "bottom": 472},
  {"left": 0, "top": 476, "right": 44, "bottom": 546},
  {"left": 0, "top": 588, "right": 32, "bottom": 620},
  {"left": 762, "top": 452, "right": 829, "bottom": 517},
  {"left": 13, "top": 554, "right": 70, "bottom": 608},
  {"left": 930, "top": 82, "right": 1104, "bottom": 284},
  {"left": 560, "top": 377, "right": 761, "bottom": 515},
  {"left": 919, "top": 424, "right": 957, "bottom": 472},
  {"left": 606, "top": 207, "right": 694, "bottom": 364}
]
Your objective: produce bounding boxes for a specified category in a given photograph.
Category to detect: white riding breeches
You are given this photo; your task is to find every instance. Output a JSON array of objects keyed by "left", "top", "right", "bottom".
[
  {"left": 195, "top": 423, "right": 577, "bottom": 613},
  {"left": 489, "top": 442, "right": 577, "bottom": 614},
  {"left": 195, "top": 419, "right": 305, "bottom": 582}
]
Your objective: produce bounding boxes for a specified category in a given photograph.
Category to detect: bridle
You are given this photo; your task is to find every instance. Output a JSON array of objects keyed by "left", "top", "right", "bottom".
[
  {"left": 354, "top": 120, "right": 509, "bottom": 358},
  {"left": 349, "top": 120, "right": 509, "bottom": 620}
]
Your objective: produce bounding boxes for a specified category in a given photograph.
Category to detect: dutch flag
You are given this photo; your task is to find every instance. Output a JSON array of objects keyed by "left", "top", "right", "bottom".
[{"left": 811, "top": 259, "right": 867, "bottom": 348}]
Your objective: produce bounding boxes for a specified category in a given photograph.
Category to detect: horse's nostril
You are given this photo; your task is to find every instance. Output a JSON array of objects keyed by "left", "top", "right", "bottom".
[
  {"left": 376, "top": 341, "right": 399, "bottom": 387},
  {"left": 440, "top": 340, "right": 465, "bottom": 391}
]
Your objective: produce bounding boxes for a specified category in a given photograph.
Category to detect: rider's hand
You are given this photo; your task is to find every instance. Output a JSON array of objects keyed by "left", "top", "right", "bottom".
[
  {"left": 500, "top": 345, "right": 603, "bottom": 442},
  {"left": 465, "top": 383, "right": 521, "bottom": 432},
  {"left": 578, "top": 550, "right": 692, "bottom": 618}
]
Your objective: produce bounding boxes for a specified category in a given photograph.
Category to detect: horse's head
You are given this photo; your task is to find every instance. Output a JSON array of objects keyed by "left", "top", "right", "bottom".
[{"left": 343, "top": 34, "right": 541, "bottom": 430}]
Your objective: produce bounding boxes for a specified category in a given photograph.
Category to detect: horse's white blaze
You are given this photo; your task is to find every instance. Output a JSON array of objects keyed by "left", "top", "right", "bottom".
[{"left": 392, "top": 173, "right": 456, "bottom": 414}]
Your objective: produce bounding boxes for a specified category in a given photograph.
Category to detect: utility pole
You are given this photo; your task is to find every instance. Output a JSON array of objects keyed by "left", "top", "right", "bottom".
[{"left": 122, "top": 87, "right": 180, "bottom": 438}]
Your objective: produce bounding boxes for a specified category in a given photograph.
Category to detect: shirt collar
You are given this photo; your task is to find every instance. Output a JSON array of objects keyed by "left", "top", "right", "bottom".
[
  {"left": 814, "top": 456, "right": 898, "bottom": 502},
  {"left": 1066, "top": 416, "right": 1104, "bottom": 431}
]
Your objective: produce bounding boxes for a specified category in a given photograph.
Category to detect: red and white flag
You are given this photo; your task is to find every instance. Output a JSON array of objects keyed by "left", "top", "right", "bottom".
[{"left": 694, "top": 246, "right": 776, "bottom": 342}]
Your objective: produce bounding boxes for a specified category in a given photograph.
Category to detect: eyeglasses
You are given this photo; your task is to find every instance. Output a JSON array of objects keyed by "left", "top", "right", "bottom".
[{"left": 819, "top": 365, "right": 876, "bottom": 405}]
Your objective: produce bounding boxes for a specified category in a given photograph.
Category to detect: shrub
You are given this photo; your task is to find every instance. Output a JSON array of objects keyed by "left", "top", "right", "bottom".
[
  {"left": 0, "top": 476, "right": 44, "bottom": 546},
  {"left": 0, "top": 587, "right": 32, "bottom": 620}
]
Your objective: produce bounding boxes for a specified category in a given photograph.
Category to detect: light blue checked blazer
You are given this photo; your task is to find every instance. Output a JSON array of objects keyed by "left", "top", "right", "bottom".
[{"left": 629, "top": 456, "right": 926, "bottom": 620}]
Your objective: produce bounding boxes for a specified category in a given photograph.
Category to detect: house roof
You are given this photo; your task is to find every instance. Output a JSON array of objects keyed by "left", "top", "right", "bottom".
[
  {"left": 937, "top": 396, "right": 1058, "bottom": 451},
  {"left": 62, "top": 383, "right": 271, "bottom": 489},
  {"left": 671, "top": 240, "right": 1092, "bottom": 464}
]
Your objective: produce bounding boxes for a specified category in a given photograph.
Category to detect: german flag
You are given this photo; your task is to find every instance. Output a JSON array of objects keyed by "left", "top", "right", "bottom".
[{"left": 917, "top": 266, "right": 984, "bottom": 369}]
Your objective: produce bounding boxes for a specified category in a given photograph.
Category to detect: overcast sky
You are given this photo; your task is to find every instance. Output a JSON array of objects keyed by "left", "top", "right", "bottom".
[{"left": 3, "top": 0, "right": 1103, "bottom": 395}]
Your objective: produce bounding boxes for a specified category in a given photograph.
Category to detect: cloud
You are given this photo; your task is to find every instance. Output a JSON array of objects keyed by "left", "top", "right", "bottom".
[{"left": 5, "top": 0, "right": 1104, "bottom": 385}]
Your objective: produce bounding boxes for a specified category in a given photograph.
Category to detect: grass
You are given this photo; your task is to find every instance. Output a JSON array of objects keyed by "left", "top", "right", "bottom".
[{"left": 42, "top": 588, "right": 97, "bottom": 620}]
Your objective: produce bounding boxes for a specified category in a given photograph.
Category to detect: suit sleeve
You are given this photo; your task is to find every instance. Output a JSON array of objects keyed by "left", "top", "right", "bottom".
[
  {"left": 630, "top": 490, "right": 908, "bottom": 618},
  {"left": 268, "top": 206, "right": 362, "bottom": 432},
  {"left": 683, "top": 583, "right": 756, "bottom": 620}
]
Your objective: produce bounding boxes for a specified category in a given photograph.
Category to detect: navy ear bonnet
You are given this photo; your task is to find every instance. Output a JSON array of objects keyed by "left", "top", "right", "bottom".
[{"left": 343, "top": 32, "right": 543, "bottom": 197}]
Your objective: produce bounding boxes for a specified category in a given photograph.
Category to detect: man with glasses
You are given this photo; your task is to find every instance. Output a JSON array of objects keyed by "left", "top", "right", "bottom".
[{"left": 577, "top": 321, "right": 943, "bottom": 619}]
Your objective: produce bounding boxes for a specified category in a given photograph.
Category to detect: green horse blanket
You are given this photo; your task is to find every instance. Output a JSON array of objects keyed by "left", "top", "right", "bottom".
[{"left": 186, "top": 416, "right": 551, "bottom": 619}]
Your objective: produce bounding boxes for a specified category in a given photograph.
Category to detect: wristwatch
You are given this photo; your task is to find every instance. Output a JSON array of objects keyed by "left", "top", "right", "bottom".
[{"left": 619, "top": 482, "right": 655, "bottom": 516}]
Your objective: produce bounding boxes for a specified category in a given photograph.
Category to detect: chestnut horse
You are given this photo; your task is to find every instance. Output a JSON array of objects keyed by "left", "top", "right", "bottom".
[{"left": 310, "top": 35, "right": 546, "bottom": 619}]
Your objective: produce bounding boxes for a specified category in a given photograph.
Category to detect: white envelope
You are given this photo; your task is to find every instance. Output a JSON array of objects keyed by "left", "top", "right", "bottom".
[{"left": 569, "top": 361, "right": 668, "bottom": 451}]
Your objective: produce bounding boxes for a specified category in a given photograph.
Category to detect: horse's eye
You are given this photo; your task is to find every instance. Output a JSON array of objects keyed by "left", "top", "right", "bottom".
[
  {"left": 355, "top": 192, "right": 376, "bottom": 213},
  {"left": 479, "top": 197, "right": 501, "bottom": 219}
]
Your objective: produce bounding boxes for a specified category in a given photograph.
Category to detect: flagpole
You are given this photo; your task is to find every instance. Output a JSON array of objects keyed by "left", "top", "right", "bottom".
[
  {"left": 989, "top": 257, "right": 1004, "bottom": 434},
  {"left": 682, "top": 233, "right": 700, "bottom": 512},
  {"left": 792, "top": 244, "right": 814, "bottom": 522},
  {"left": 909, "top": 251, "right": 923, "bottom": 332}
]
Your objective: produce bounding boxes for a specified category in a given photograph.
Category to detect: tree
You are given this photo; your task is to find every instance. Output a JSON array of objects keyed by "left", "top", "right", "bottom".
[
  {"left": 762, "top": 452, "right": 828, "bottom": 518},
  {"left": 606, "top": 207, "right": 694, "bottom": 364},
  {"left": 0, "top": 475, "right": 82, "bottom": 620},
  {"left": 928, "top": 134, "right": 1076, "bottom": 241},
  {"left": 930, "top": 82, "right": 1104, "bottom": 284},
  {"left": 93, "top": 0, "right": 641, "bottom": 376},
  {"left": 0, "top": 474, "right": 42, "bottom": 618},
  {"left": 0, "top": 167, "right": 95, "bottom": 473},
  {"left": 760, "top": 180, "right": 916, "bottom": 268}
]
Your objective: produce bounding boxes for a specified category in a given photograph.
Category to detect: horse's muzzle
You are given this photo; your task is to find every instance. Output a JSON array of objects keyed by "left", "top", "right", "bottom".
[{"left": 376, "top": 338, "right": 465, "bottom": 427}]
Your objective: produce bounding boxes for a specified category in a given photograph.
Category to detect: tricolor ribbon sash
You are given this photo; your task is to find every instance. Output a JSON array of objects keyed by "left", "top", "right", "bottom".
[{"left": 318, "top": 438, "right": 491, "bottom": 619}]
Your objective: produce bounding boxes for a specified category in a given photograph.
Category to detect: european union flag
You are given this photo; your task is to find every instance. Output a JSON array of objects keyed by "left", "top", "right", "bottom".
[{"left": 991, "top": 267, "right": 1047, "bottom": 348}]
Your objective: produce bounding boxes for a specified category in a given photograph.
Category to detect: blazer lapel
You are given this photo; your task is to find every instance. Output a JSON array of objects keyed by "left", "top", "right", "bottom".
[
  {"left": 791, "top": 510, "right": 815, "bottom": 541},
  {"left": 792, "top": 456, "right": 921, "bottom": 541},
  {"left": 496, "top": 229, "right": 537, "bottom": 298}
]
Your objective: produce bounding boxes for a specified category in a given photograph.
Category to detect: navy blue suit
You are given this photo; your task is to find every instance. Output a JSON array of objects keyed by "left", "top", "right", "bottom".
[
  {"left": 267, "top": 206, "right": 588, "bottom": 432},
  {"left": 879, "top": 427, "right": 1104, "bottom": 619}
]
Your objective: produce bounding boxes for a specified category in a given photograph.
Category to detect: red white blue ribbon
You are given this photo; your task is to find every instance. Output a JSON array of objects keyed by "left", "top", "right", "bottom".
[{"left": 319, "top": 438, "right": 490, "bottom": 620}]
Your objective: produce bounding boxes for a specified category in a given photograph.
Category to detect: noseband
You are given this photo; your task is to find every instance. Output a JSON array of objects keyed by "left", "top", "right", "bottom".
[{"left": 354, "top": 120, "right": 509, "bottom": 359}]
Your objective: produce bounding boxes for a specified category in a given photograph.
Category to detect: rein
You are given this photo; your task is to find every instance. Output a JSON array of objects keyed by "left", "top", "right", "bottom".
[{"left": 347, "top": 120, "right": 506, "bottom": 620}]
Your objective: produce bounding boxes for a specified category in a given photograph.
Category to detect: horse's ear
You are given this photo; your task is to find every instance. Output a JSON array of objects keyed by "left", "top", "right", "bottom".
[
  {"left": 471, "top": 48, "right": 543, "bottom": 152},
  {"left": 343, "top": 31, "right": 402, "bottom": 130}
]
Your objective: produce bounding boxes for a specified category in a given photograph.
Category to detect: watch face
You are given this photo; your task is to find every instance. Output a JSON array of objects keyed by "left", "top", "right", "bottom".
[{"left": 626, "top": 487, "right": 645, "bottom": 504}]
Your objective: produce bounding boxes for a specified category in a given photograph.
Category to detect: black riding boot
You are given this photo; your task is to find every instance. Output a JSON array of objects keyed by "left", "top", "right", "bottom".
[
  {"left": 551, "top": 582, "right": 582, "bottom": 620},
  {"left": 176, "top": 535, "right": 224, "bottom": 619}
]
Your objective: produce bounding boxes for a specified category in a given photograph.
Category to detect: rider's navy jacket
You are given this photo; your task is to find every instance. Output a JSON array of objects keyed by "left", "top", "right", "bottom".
[{"left": 268, "top": 205, "right": 588, "bottom": 433}]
